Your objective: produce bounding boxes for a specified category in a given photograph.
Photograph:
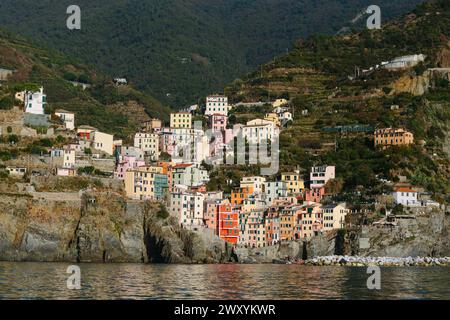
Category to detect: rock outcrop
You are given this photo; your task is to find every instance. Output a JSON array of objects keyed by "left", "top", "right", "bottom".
[
  {"left": 0, "top": 190, "right": 233, "bottom": 263},
  {"left": 391, "top": 68, "right": 450, "bottom": 95}
]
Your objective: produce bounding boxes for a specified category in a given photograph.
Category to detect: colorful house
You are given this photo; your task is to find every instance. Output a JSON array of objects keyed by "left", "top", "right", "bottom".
[
  {"left": 218, "top": 201, "right": 240, "bottom": 244},
  {"left": 114, "top": 156, "right": 145, "bottom": 180},
  {"left": 374, "top": 128, "right": 414, "bottom": 148},
  {"left": 281, "top": 172, "right": 304, "bottom": 195}
]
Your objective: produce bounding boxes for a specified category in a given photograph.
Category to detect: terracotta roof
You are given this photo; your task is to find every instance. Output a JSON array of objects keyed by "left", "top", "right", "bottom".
[
  {"left": 172, "top": 163, "right": 194, "bottom": 169},
  {"left": 394, "top": 187, "right": 416, "bottom": 192}
]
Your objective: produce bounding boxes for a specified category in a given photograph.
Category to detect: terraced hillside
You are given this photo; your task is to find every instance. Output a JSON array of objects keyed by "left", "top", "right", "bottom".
[
  {"left": 0, "top": 29, "right": 171, "bottom": 139},
  {"left": 225, "top": 0, "right": 450, "bottom": 202}
]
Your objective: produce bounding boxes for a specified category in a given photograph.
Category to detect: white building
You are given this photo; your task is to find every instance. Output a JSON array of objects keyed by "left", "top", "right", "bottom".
[
  {"left": 280, "top": 112, "right": 293, "bottom": 123},
  {"left": 134, "top": 132, "right": 159, "bottom": 159},
  {"left": 23, "top": 87, "right": 46, "bottom": 115},
  {"left": 55, "top": 109, "right": 75, "bottom": 130},
  {"left": 264, "top": 181, "right": 288, "bottom": 206},
  {"left": 169, "top": 192, "right": 205, "bottom": 228},
  {"left": 322, "top": 203, "right": 348, "bottom": 231},
  {"left": 6, "top": 167, "right": 27, "bottom": 176},
  {"left": 383, "top": 54, "right": 426, "bottom": 70},
  {"left": 171, "top": 164, "right": 210, "bottom": 188},
  {"left": 310, "top": 165, "right": 335, "bottom": 189},
  {"left": 62, "top": 148, "right": 76, "bottom": 168},
  {"left": 393, "top": 187, "right": 419, "bottom": 206},
  {"left": 242, "top": 119, "right": 278, "bottom": 145},
  {"left": 205, "top": 95, "right": 229, "bottom": 116},
  {"left": 171, "top": 128, "right": 209, "bottom": 164},
  {"left": 93, "top": 131, "right": 114, "bottom": 155}
]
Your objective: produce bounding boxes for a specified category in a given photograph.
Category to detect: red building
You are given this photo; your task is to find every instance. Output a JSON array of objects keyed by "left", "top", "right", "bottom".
[
  {"left": 299, "top": 187, "right": 325, "bottom": 203},
  {"left": 218, "top": 202, "right": 240, "bottom": 244}
]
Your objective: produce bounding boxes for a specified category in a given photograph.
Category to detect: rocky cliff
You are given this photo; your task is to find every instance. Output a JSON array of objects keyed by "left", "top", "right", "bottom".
[
  {"left": 391, "top": 68, "right": 450, "bottom": 96},
  {"left": 308, "top": 209, "right": 450, "bottom": 258},
  {"left": 0, "top": 189, "right": 234, "bottom": 263}
]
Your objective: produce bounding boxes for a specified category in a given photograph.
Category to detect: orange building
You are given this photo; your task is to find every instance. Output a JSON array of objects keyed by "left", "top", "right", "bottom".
[
  {"left": 374, "top": 128, "right": 414, "bottom": 148},
  {"left": 218, "top": 202, "right": 240, "bottom": 244},
  {"left": 231, "top": 187, "right": 253, "bottom": 205},
  {"left": 279, "top": 207, "right": 296, "bottom": 241}
]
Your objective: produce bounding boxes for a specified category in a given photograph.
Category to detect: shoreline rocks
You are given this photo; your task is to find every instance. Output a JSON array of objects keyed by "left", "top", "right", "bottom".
[{"left": 305, "top": 255, "right": 450, "bottom": 267}]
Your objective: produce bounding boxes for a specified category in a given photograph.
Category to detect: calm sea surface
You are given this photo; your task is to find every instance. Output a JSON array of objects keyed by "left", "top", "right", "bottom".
[{"left": 0, "top": 262, "right": 448, "bottom": 300}]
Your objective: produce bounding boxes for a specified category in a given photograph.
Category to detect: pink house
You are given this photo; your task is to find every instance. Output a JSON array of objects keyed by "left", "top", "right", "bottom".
[
  {"left": 114, "top": 156, "right": 146, "bottom": 180},
  {"left": 211, "top": 114, "right": 227, "bottom": 132},
  {"left": 204, "top": 200, "right": 220, "bottom": 233},
  {"left": 302, "top": 187, "right": 325, "bottom": 203}
]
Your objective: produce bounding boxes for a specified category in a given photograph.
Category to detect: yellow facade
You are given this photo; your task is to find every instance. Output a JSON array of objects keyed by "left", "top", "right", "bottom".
[
  {"left": 281, "top": 173, "right": 304, "bottom": 195},
  {"left": 125, "top": 166, "right": 165, "bottom": 200},
  {"left": 264, "top": 113, "right": 281, "bottom": 127},
  {"left": 374, "top": 128, "right": 414, "bottom": 148},
  {"left": 170, "top": 112, "right": 192, "bottom": 129}
]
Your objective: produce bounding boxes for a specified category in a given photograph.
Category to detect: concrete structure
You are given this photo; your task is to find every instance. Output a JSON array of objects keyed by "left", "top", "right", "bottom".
[
  {"left": 170, "top": 112, "right": 192, "bottom": 129},
  {"left": 374, "top": 128, "right": 414, "bottom": 148},
  {"left": 310, "top": 166, "right": 335, "bottom": 189},
  {"left": 383, "top": 54, "right": 426, "bottom": 70},
  {"left": 205, "top": 95, "right": 229, "bottom": 116},
  {"left": 23, "top": 87, "right": 46, "bottom": 115}
]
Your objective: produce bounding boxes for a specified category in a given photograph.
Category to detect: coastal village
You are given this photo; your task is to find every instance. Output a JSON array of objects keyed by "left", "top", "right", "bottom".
[{"left": 0, "top": 52, "right": 445, "bottom": 251}]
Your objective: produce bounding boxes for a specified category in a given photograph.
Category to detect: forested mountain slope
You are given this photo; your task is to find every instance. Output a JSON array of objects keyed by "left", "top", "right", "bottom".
[{"left": 0, "top": 0, "right": 425, "bottom": 106}]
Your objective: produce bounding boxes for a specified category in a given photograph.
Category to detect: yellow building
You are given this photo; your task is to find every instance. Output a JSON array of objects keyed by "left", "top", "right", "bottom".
[
  {"left": 170, "top": 112, "right": 192, "bottom": 129},
  {"left": 264, "top": 113, "right": 281, "bottom": 127},
  {"left": 374, "top": 128, "right": 414, "bottom": 148},
  {"left": 281, "top": 172, "right": 304, "bottom": 195},
  {"left": 125, "top": 166, "right": 168, "bottom": 201}
]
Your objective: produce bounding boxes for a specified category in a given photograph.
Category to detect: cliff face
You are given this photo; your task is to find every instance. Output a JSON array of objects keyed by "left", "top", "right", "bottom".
[
  {"left": 308, "top": 210, "right": 450, "bottom": 258},
  {"left": 0, "top": 191, "right": 233, "bottom": 263},
  {"left": 391, "top": 68, "right": 450, "bottom": 96}
]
